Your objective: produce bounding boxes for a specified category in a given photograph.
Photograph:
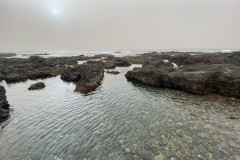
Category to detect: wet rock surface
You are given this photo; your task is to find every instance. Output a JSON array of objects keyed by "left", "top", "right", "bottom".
[
  {"left": 0, "top": 55, "right": 108, "bottom": 83},
  {"left": 103, "top": 57, "right": 132, "bottom": 69},
  {"left": 106, "top": 70, "right": 120, "bottom": 75},
  {"left": 0, "top": 54, "right": 133, "bottom": 94},
  {"left": 61, "top": 61, "right": 104, "bottom": 93},
  {"left": 28, "top": 82, "right": 45, "bottom": 90},
  {"left": 126, "top": 51, "right": 240, "bottom": 98},
  {"left": 0, "top": 85, "right": 9, "bottom": 122},
  {"left": 1, "top": 51, "right": 240, "bottom": 97}
]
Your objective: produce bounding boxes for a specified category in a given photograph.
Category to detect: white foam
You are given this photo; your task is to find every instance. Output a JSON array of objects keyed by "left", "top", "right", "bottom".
[
  {"left": 77, "top": 61, "right": 87, "bottom": 65},
  {"left": 221, "top": 50, "right": 233, "bottom": 53},
  {"left": 172, "top": 63, "right": 178, "bottom": 69},
  {"left": 90, "top": 59, "right": 101, "bottom": 61},
  {"left": 163, "top": 60, "right": 168, "bottom": 63}
]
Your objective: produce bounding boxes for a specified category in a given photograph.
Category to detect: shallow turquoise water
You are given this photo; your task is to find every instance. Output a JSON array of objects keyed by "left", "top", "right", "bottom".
[{"left": 0, "top": 65, "right": 240, "bottom": 160}]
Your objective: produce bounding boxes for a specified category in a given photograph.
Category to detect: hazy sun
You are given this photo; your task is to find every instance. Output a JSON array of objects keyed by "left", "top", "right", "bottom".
[{"left": 52, "top": 9, "right": 58, "bottom": 14}]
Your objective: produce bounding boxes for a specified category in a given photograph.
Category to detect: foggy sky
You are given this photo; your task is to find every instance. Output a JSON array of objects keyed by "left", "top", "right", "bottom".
[{"left": 0, "top": 0, "right": 240, "bottom": 51}]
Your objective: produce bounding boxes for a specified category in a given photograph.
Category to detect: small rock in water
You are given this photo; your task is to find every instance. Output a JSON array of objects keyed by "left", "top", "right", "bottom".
[
  {"left": 119, "top": 139, "right": 124, "bottom": 144},
  {"left": 198, "top": 133, "right": 207, "bottom": 138},
  {"left": 131, "top": 144, "right": 137, "bottom": 153},
  {"left": 125, "top": 148, "right": 130, "bottom": 153},
  {"left": 231, "top": 155, "right": 240, "bottom": 160},
  {"left": 154, "top": 154, "right": 164, "bottom": 160},
  {"left": 160, "top": 135, "right": 168, "bottom": 145},
  {"left": 179, "top": 97, "right": 187, "bottom": 100},
  {"left": 204, "top": 124, "right": 212, "bottom": 129},
  {"left": 106, "top": 70, "right": 120, "bottom": 75},
  {"left": 28, "top": 82, "right": 45, "bottom": 90},
  {"left": 229, "top": 141, "right": 240, "bottom": 148},
  {"left": 182, "top": 135, "right": 192, "bottom": 143},
  {"left": 207, "top": 152, "right": 213, "bottom": 159},
  {"left": 171, "top": 95, "right": 178, "bottom": 99},
  {"left": 166, "top": 141, "right": 176, "bottom": 151},
  {"left": 228, "top": 115, "right": 240, "bottom": 120},
  {"left": 175, "top": 151, "right": 183, "bottom": 158}
]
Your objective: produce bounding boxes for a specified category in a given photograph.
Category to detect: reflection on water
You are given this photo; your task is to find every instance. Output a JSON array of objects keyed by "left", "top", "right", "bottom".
[{"left": 0, "top": 65, "right": 240, "bottom": 160}]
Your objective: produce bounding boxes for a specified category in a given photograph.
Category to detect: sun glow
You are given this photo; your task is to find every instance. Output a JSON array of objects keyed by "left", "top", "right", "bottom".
[{"left": 52, "top": 9, "right": 58, "bottom": 14}]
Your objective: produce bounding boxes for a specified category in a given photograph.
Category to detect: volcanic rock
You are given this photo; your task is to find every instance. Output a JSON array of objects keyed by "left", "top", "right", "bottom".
[
  {"left": 28, "top": 82, "right": 46, "bottom": 90},
  {"left": 0, "top": 85, "right": 10, "bottom": 122}
]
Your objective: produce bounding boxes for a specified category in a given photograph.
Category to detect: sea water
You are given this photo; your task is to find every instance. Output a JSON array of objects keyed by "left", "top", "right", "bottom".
[{"left": 0, "top": 65, "right": 240, "bottom": 159}]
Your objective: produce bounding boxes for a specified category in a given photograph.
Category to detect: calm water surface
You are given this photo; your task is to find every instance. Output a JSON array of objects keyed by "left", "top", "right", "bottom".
[{"left": 0, "top": 65, "right": 240, "bottom": 160}]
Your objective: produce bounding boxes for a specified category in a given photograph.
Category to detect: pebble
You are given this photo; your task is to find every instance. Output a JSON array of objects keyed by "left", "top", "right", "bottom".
[
  {"left": 229, "top": 141, "right": 240, "bottom": 148},
  {"left": 160, "top": 135, "right": 168, "bottom": 145},
  {"left": 154, "top": 154, "right": 164, "bottom": 160},
  {"left": 119, "top": 139, "right": 124, "bottom": 144},
  {"left": 207, "top": 152, "right": 213, "bottom": 159},
  {"left": 125, "top": 148, "right": 130, "bottom": 153},
  {"left": 232, "top": 155, "right": 240, "bottom": 160},
  {"left": 182, "top": 135, "right": 193, "bottom": 143},
  {"left": 131, "top": 144, "right": 137, "bottom": 153}
]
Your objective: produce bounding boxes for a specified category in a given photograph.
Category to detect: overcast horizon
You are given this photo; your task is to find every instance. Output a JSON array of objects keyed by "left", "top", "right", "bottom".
[{"left": 0, "top": 0, "right": 240, "bottom": 52}]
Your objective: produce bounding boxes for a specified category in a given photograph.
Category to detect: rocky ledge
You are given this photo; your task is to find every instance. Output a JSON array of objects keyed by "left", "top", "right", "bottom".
[
  {"left": 0, "top": 86, "right": 10, "bottom": 122},
  {"left": 126, "top": 52, "right": 240, "bottom": 98},
  {"left": 0, "top": 55, "right": 132, "bottom": 93},
  {"left": 28, "top": 82, "right": 45, "bottom": 90},
  {"left": 61, "top": 61, "right": 104, "bottom": 93}
]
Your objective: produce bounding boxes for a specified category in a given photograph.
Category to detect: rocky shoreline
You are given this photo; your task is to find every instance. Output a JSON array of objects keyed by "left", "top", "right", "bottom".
[
  {"left": 126, "top": 51, "right": 240, "bottom": 98},
  {"left": 1, "top": 51, "right": 240, "bottom": 97},
  {"left": 1, "top": 51, "right": 240, "bottom": 122},
  {"left": 0, "top": 54, "right": 132, "bottom": 94}
]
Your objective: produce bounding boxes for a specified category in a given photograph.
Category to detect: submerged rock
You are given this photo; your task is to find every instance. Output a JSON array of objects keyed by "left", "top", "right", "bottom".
[
  {"left": 154, "top": 154, "right": 164, "bottom": 160},
  {"left": 182, "top": 135, "right": 192, "bottom": 143},
  {"left": 229, "top": 141, "right": 240, "bottom": 148},
  {"left": 28, "top": 82, "right": 45, "bottom": 90},
  {"left": 0, "top": 85, "right": 10, "bottom": 122},
  {"left": 125, "top": 148, "right": 130, "bottom": 153}
]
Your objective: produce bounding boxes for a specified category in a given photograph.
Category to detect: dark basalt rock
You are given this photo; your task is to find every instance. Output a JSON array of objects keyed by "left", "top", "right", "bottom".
[
  {"left": 126, "top": 52, "right": 240, "bottom": 98},
  {"left": 0, "top": 85, "right": 10, "bottom": 122},
  {"left": 0, "top": 55, "right": 109, "bottom": 84},
  {"left": 103, "top": 58, "right": 131, "bottom": 69},
  {"left": 2, "top": 51, "right": 240, "bottom": 98},
  {"left": 61, "top": 61, "right": 104, "bottom": 93},
  {"left": 28, "top": 56, "right": 45, "bottom": 63},
  {"left": 106, "top": 70, "right": 120, "bottom": 75},
  {"left": 115, "top": 59, "right": 131, "bottom": 67},
  {"left": 0, "top": 52, "right": 16, "bottom": 58},
  {"left": 28, "top": 82, "right": 46, "bottom": 90}
]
